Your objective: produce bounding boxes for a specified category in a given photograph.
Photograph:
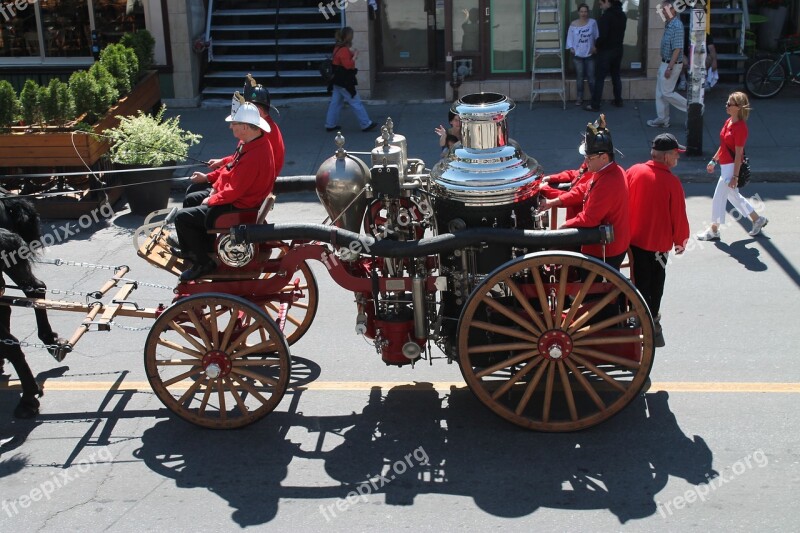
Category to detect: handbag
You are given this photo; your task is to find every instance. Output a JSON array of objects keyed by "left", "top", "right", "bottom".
[{"left": 726, "top": 146, "right": 751, "bottom": 189}]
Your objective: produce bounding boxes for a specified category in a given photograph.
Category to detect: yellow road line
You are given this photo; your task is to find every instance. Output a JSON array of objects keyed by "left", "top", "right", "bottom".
[{"left": 0, "top": 381, "right": 799, "bottom": 393}]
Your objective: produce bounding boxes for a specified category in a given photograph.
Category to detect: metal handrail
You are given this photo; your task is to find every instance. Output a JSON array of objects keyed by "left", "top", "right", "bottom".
[{"left": 205, "top": 0, "right": 214, "bottom": 61}]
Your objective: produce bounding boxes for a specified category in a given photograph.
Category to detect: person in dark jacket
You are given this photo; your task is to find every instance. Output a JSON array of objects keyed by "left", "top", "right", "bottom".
[
  {"left": 586, "top": 0, "right": 627, "bottom": 111},
  {"left": 324, "top": 26, "right": 376, "bottom": 133}
]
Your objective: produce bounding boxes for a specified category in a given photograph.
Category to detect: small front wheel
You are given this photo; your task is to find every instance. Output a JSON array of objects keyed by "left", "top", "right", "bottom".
[
  {"left": 745, "top": 58, "right": 786, "bottom": 98},
  {"left": 145, "top": 293, "right": 291, "bottom": 429}
]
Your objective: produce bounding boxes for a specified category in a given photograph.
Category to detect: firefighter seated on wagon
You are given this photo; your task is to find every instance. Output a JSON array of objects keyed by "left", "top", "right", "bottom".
[
  {"left": 538, "top": 115, "right": 630, "bottom": 271},
  {"left": 172, "top": 102, "right": 276, "bottom": 282}
]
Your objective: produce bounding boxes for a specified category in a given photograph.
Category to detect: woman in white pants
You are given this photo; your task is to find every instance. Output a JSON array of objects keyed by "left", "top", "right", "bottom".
[{"left": 697, "top": 91, "right": 768, "bottom": 240}]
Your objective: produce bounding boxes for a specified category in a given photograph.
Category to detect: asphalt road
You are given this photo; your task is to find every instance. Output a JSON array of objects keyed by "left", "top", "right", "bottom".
[{"left": 1, "top": 182, "right": 798, "bottom": 531}]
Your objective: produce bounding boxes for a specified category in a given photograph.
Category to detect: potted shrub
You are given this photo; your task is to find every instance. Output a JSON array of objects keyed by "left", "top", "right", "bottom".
[{"left": 105, "top": 105, "right": 201, "bottom": 215}]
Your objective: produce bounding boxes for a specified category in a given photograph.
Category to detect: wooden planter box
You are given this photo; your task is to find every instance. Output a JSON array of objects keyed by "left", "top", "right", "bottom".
[{"left": 0, "top": 71, "right": 161, "bottom": 168}]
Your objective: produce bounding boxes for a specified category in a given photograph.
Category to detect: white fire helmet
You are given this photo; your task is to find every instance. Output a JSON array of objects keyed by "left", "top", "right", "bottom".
[{"left": 225, "top": 102, "right": 271, "bottom": 133}]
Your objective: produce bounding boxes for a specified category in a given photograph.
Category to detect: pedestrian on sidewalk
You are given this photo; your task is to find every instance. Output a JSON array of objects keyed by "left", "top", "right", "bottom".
[
  {"left": 626, "top": 133, "right": 690, "bottom": 348},
  {"left": 324, "top": 27, "right": 377, "bottom": 133},
  {"left": 567, "top": 3, "right": 598, "bottom": 107},
  {"left": 585, "top": 0, "right": 625, "bottom": 111},
  {"left": 697, "top": 92, "right": 768, "bottom": 241},
  {"left": 647, "top": 0, "right": 686, "bottom": 128}
]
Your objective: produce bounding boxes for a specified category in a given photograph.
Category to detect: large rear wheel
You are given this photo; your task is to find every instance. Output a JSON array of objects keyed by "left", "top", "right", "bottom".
[
  {"left": 145, "top": 293, "right": 291, "bottom": 429},
  {"left": 261, "top": 261, "right": 319, "bottom": 346},
  {"left": 745, "top": 58, "right": 786, "bottom": 98},
  {"left": 457, "top": 251, "right": 654, "bottom": 432}
]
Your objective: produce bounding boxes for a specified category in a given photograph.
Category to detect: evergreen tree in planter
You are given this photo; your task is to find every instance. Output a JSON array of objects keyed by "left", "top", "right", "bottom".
[
  {"left": 89, "top": 62, "right": 120, "bottom": 114},
  {"left": 69, "top": 70, "right": 102, "bottom": 124},
  {"left": 100, "top": 43, "right": 139, "bottom": 95},
  {"left": 120, "top": 30, "right": 155, "bottom": 81},
  {"left": 0, "top": 80, "right": 20, "bottom": 131},
  {"left": 20, "top": 79, "right": 47, "bottom": 129},
  {"left": 41, "top": 79, "right": 76, "bottom": 128},
  {"left": 106, "top": 105, "right": 202, "bottom": 215}
]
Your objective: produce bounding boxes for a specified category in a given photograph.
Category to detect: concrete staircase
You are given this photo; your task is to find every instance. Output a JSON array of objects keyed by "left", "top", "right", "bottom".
[{"left": 201, "top": 0, "right": 342, "bottom": 104}]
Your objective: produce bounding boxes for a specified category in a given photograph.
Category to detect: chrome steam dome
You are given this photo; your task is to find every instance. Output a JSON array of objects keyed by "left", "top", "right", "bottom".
[{"left": 430, "top": 93, "right": 543, "bottom": 206}]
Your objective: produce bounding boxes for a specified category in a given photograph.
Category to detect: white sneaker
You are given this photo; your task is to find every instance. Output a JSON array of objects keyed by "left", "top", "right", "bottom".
[
  {"left": 647, "top": 119, "right": 670, "bottom": 128},
  {"left": 696, "top": 228, "right": 720, "bottom": 241},
  {"left": 749, "top": 216, "right": 769, "bottom": 236}
]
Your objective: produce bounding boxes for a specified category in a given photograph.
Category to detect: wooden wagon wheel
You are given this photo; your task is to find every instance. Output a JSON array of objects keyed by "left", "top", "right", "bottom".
[
  {"left": 457, "top": 251, "right": 654, "bottom": 432},
  {"left": 145, "top": 293, "right": 291, "bottom": 429},
  {"left": 261, "top": 260, "right": 319, "bottom": 346}
]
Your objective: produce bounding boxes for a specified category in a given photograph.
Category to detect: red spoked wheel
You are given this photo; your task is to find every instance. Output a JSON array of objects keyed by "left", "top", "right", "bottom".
[
  {"left": 457, "top": 251, "right": 654, "bottom": 431},
  {"left": 145, "top": 293, "right": 291, "bottom": 429},
  {"left": 261, "top": 260, "right": 319, "bottom": 346}
]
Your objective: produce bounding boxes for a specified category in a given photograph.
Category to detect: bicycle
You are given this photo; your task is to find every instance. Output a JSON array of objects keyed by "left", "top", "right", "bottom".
[{"left": 744, "top": 40, "right": 800, "bottom": 98}]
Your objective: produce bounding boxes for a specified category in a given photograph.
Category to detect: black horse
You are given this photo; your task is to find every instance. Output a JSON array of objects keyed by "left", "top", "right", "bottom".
[{"left": 0, "top": 196, "right": 67, "bottom": 418}]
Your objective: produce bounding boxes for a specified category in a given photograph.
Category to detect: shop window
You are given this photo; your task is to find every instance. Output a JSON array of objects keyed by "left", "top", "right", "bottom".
[
  {"left": 492, "top": 0, "right": 527, "bottom": 72},
  {"left": 0, "top": 0, "right": 146, "bottom": 61},
  {"left": 94, "top": 0, "right": 145, "bottom": 48},
  {"left": 563, "top": 0, "right": 646, "bottom": 75},
  {"left": 453, "top": 0, "right": 481, "bottom": 53}
]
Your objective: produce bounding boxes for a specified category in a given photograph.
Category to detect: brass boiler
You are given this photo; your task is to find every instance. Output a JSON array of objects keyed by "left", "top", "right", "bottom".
[{"left": 315, "top": 133, "right": 371, "bottom": 233}]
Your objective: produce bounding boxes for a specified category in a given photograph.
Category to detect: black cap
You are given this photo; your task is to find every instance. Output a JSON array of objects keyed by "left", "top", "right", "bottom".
[{"left": 651, "top": 133, "right": 686, "bottom": 152}]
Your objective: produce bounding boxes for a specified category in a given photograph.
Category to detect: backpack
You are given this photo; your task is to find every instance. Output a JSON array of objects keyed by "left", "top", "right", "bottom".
[{"left": 319, "top": 56, "right": 334, "bottom": 84}]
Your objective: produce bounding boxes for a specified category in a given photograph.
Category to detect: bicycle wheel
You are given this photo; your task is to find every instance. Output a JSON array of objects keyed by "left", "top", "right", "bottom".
[{"left": 745, "top": 58, "right": 786, "bottom": 98}]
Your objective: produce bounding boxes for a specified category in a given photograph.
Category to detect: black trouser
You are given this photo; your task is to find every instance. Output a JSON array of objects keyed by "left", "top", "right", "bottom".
[
  {"left": 174, "top": 203, "right": 235, "bottom": 264},
  {"left": 184, "top": 183, "right": 212, "bottom": 208},
  {"left": 591, "top": 46, "right": 623, "bottom": 108},
  {"left": 630, "top": 245, "right": 666, "bottom": 319}
]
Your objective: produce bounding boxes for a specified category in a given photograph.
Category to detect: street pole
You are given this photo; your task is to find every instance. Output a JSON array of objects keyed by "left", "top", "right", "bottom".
[{"left": 686, "top": 5, "right": 707, "bottom": 156}]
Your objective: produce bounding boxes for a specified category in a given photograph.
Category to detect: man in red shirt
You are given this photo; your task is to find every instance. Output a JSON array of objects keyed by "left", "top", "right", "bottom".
[
  {"left": 539, "top": 116, "right": 630, "bottom": 270},
  {"left": 241, "top": 74, "right": 285, "bottom": 176},
  {"left": 626, "top": 133, "right": 690, "bottom": 347},
  {"left": 174, "top": 103, "right": 276, "bottom": 281}
]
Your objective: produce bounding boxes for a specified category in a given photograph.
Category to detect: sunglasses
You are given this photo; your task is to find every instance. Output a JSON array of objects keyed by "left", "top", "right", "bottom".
[
  {"left": 584, "top": 154, "right": 602, "bottom": 161},
  {"left": 725, "top": 102, "right": 738, "bottom": 107}
]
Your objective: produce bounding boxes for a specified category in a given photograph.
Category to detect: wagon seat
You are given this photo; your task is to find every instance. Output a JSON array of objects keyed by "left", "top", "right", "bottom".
[{"left": 203, "top": 193, "right": 284, "bottom": 274}]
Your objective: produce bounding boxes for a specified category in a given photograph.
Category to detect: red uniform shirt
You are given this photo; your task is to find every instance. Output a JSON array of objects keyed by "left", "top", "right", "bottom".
[
  {"left": 207, "top": 133, "right": 275, "bottom": 209},
  {"left": 266, "top": 116, "right": 285, "bottom": 176},
  {"left": 559, "top": 161, "right": 630, "bottom": 259},
  {"left": 718, "top": 118, "right": 748, "bottom": 164},
  {"left": 539, "top": 164, "right": 594, "bottom": 220},
  {"left": 626, "top": 160, "right": 690, "bottom": 253}
]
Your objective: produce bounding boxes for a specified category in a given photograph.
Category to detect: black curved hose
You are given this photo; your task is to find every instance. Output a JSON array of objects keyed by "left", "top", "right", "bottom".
[{"left": 232, "top": 223, "right": 614, "bottom": 259}]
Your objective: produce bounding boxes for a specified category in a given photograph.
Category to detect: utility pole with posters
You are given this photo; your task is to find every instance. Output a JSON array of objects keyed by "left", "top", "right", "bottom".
[{"left": 686, "top": 4, "right": 707, "bottom": 156}]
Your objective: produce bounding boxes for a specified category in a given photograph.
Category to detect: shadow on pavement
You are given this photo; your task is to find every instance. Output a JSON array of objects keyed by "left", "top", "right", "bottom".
[{"left": 131, "top": 385, "right": 716, "bottom": 526}]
